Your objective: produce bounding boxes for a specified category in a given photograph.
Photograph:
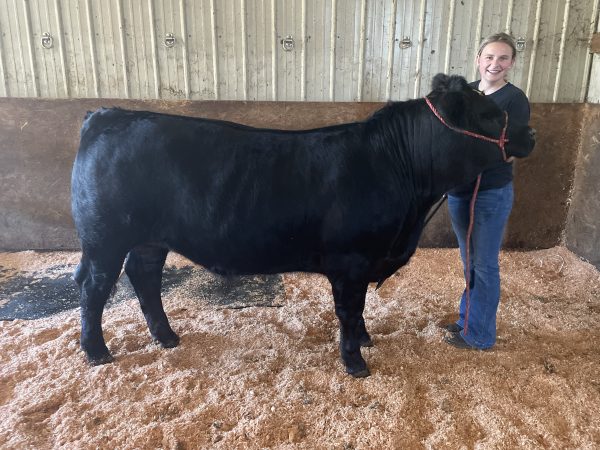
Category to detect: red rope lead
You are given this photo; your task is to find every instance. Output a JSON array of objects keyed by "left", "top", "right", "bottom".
[
  {"left": 462, "top": 174, "right": 481, "bottom": 336},
  {"left": 424, "top": 96, "right": 509, "bottom": 337}
]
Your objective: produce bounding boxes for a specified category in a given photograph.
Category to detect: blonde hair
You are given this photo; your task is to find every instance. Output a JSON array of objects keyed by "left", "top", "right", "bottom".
[{"left": 477, "top": 32, "right": 517, "bottom": 59}]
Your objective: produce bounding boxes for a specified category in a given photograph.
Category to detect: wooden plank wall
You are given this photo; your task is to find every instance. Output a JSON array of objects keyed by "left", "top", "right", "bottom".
[{"left": 0, "top": 99, "right": 588, "bottom": 252}]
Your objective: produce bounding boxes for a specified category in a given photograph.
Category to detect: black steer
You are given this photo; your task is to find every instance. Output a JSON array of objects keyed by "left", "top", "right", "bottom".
[{"left": 71, "top": 74, "right": 535, "bottom": 377}]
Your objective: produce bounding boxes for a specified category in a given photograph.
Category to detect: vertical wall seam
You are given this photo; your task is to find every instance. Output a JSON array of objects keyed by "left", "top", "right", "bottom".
[
  {"left": 139, "top": 0, "right": 148, "bottom": 98},
  {"left": 210, "top": 0, "right": 219, "bottom": 99},
  {"left": 300, "top": 0, "right": 306, "bottom": 101},
  {"left": 0, "top": 3, "right": 11, "bottom": 95},
  {"left": 356, "top": 0, "right": 367, "bottom": 101},
  {"left": 54, "top": 0, "right": 69, "bottom": 97},
  {"left": 580, "top": 0, "right": 600, "bottom": 102},
  {"left": 329, "top": 0, "right": 337, "bottom": 101},
  {"left": 553, "top": 0, "right": 571, "bottom": 102},
  {"left": 472, "top": 0, "right": 485, "bottom": 81},
  {"left": 443, "top": 0, "right": 456, "bottom": 74},
  {"left": 179, "top": 0, "right": 190, "bottom": 99},
  {"left": 240, "top": 0, "right": 247, "bottom": 100},
  {"left": 385, "top": 0, "right": 397, "bottom": 99},
  {"left": 85, "top": 0, "right": 99, "bottom": 97},
  {"left": 0, "top": 14, "right": 6, "bottom": 96},
  {"left": 148, "top": 0, "right": 160, "bottom": 99},
  {"left": 74, "top": 0, "right": 86, "bottom": 97},
  {"left": 413, "top": 0, "right": 426, "bottom": 98},
  {"left": 271, "top": 0, "right": 277, "bottom": 100},
  {"left": 23, "top": 0, "right": 39, "bottom": 96},
  {"left": 526, "top": 0, "right": 542, "bottom": 98},
  {"left": 117, "top": 0, "right": 129, "bottom": 98},
  {"left": 99, "top": 1, "right": 108, "bottom": 96},
  {"left": 505, "top": 0, "right": 514, "bottom": 33},
  {"left": 10, "top": 0, "right": 24, "bottom": 96},
  {"left": 42, "top": 0, "right": 53, "bottom": 97}
]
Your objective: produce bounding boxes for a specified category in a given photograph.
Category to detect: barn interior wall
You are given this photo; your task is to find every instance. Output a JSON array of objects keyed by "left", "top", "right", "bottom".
[
  {"left": 565, "top": 104, "right": 600, "bottom": 268},
  {"left": 1, "top": 0, "right": 598, "bottom": 103},
  {"left": 0, "top": 99, "right": 592, "bottom": 256},
  {"left": 420, "top": 103, "right": 585, "bottom": 250}
]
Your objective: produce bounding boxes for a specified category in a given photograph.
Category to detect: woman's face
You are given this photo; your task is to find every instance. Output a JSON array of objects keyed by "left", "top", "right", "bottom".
[{"left": 476, "top": 42, "right": 515, "bottom": 84}]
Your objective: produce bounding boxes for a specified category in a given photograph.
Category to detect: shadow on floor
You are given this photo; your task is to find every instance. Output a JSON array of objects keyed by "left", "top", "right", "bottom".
[{"left": 0, "top": 264, "right": 284, "bottom": 320}]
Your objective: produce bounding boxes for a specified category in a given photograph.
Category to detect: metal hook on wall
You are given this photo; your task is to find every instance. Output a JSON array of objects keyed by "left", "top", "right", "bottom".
[
  {"left": 164, "top": 33, "right": 176, "bottom": 48},
  {"left": 41, "top": 32, "right": 53, "bottom": 49}
]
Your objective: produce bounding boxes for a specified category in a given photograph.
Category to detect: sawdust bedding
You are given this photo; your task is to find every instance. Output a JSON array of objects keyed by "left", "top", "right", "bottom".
[{"left": 0, "top": 246, "right": 599, "bottom": 449}]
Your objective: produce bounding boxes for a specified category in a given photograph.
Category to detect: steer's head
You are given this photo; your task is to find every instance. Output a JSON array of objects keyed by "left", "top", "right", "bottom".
[{"left": 426, "top": 73, "right": 535, "bottom": 161}]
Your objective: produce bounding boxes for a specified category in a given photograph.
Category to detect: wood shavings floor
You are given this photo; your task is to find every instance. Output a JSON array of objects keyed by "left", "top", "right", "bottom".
[{"left": 1, "top": 247, "right": 599, "bottom": 449}]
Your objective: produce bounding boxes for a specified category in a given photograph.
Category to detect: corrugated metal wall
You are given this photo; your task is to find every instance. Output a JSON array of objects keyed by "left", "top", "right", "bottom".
[{"left": 0, "top": 0, "right": 598, "bottom": 102}]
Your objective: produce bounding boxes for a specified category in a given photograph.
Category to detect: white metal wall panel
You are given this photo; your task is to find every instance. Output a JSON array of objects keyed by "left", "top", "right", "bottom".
[
  {"left": 245, "top": 0, "right": 275, "bottom": 101},
  {"left": 332, "top": 1, "right": 360, "bottom": 101},
  {"left": 58, "top": 0, "right": 95, "bottom": 98},
  {"left": 362, "top": 0, "right": 389, "bottom": 101},
  {"left": 185, "top": 0, "right": 216, "bottom": 100},
  {"left": 213, "top": 0, "right": 245, "bottom": 100},
  {"left": 88, "top": 0, "right": 124, "bottom": 97},
  {"left": 555, "top": 0, "right": 597, "bottom": 102},
  {"left": 528, "top": 1, "right": 566, "bottom": 103},
  {"left": 391, "top": 0, "right": 420, "bottom": 100},
  {"left": 122, "top": 0, "right": 156, "bottom": 99},
  {"left": 1, "top": 0, "right": 33, "bottom": 97},
  {"left": 588, "top": 2, "right": 600, "bottom": 102},
  {"left": 28, "top": 0, "right": 66, "bottom": 98},
  {"left": 505, "top": 1, "right": 537, "bottom": 95},
  {"left": 304, "top": 0, "right": 333, "bottom": 101},
  {"left": 445, "top": 0, "right": 479, "bottom": 85},
  {"left": 275, "top": 0, "right": 302, "bottom": 101},
  {"left": 418, "top": 0, "right": 452, "bottom": 98},
  {"left": 1, "top": 0, "right": 598, "bottom": 102},
  {"left": 152, "top": 0, "right": 185, "bottom": 99}
]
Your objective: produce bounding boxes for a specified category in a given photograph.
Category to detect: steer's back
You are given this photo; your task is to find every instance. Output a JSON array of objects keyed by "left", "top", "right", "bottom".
[{"left": 72, "top": 108, "right": 396, "bottom": 275}]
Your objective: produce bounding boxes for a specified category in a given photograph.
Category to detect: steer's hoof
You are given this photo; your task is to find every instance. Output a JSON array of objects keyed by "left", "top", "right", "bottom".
[
  {"left": 348, "top": 367, "right": 371, "bottom": 378},
  {"left": 155, "top": 332, "right": 180, "bottom": 349},
  {"left": 87, "top": 352, "right": 114, "bottom": 366},
  {"left": 360, "top": 337, "right": 374, "bottom": 348}
]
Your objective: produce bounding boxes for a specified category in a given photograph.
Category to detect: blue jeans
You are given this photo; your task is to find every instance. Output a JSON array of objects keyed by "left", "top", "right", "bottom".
[{"left": 448, "top": 182, "right": 513, "bottom": 349}]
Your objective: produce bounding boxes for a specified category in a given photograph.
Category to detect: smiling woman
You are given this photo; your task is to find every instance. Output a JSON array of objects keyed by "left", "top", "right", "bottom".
[
  {"left": 443, "top": 33, "right": 533, "bottom": 351},
  {"left": 475, "top": 33, "right": 517, "bottom": 95}
]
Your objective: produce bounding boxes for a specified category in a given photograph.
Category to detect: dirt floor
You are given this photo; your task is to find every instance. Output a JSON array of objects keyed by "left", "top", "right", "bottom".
[{"left": 0, "top": 247, "right": 599, "bottom": 449}]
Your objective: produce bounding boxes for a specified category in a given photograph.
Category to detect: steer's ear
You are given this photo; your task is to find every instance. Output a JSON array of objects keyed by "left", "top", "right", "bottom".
[
  {"left": 431, "top": 73, "right": 450, "bottom": 92},
  {"left": 447, "top": 75, "right": 469, "bottom": 92},
  {"left": 430, "top": 74, "right": 470, "bottom": 127},
  {"left": 431, "top": 74, "right": 468, "bottom": 93}
]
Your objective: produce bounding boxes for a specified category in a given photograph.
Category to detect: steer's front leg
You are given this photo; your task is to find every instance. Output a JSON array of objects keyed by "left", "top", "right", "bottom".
[{"left": 328, "top": 276, "right": 370, "bottom": 377}]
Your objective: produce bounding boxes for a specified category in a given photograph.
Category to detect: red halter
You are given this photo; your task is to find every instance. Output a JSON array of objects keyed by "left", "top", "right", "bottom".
[
  {"left": 425, "top": 96, "right": 510, "bottom": 161},
  {"left": 425, "top": 96, "right": 510, "bottom": 337}
]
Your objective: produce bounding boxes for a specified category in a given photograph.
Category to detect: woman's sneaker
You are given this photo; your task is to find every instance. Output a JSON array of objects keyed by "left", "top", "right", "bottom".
[{"left": 443, "top": 322, "right": 463, "bottom": 333}]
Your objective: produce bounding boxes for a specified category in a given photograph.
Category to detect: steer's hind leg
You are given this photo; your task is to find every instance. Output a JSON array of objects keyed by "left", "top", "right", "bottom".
[
  {"left": 124, "top": 245, "right": 179, "bottom": 348},
  {"left": 75, "top": 252, "right": 125, "bottom": 365},
  {"left": 358, "top": 317, "right": 373, "bottom": 347},
  {"left": 328, "top": 275, "right": 370, "bottom": 377}
]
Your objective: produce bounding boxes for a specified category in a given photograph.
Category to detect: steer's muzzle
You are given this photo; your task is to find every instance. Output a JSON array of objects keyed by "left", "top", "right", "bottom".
[{"left": 506, "top": 125, "right": 536, "bottom": 159}]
